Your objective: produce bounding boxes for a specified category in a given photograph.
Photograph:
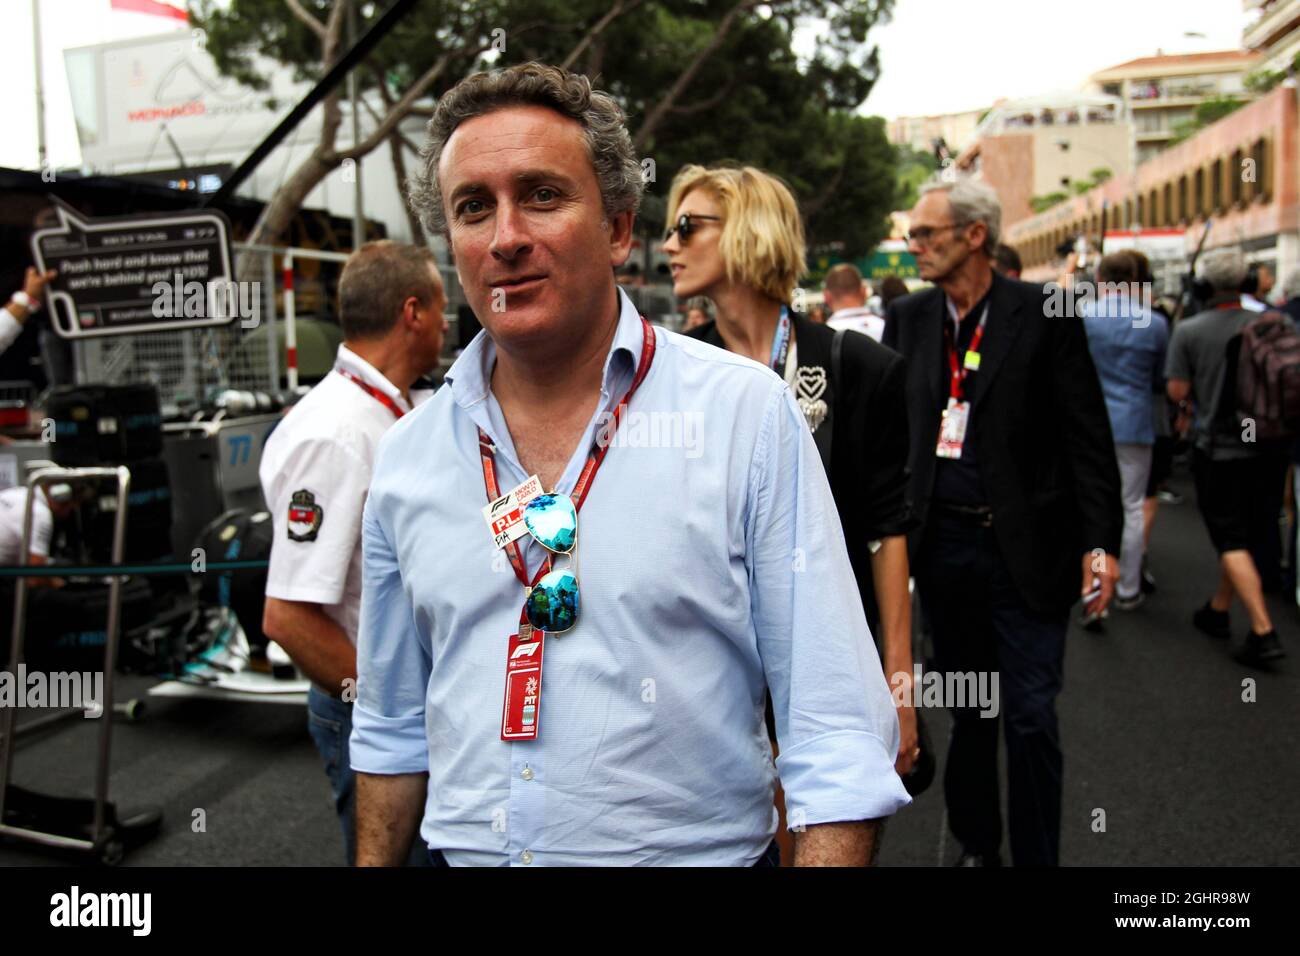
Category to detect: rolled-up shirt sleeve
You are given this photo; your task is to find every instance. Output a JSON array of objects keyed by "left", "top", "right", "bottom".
[
  {"left": 747, "top": 380, "right": 911, "bottom": 827},
  {"left": 349, "top": 492, "right": 431, "bottom": 775}
]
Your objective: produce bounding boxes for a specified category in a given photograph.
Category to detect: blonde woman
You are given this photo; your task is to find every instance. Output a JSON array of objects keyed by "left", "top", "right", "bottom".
[{"left": 663, "top": 165, "right": 924, "bottom": 793}]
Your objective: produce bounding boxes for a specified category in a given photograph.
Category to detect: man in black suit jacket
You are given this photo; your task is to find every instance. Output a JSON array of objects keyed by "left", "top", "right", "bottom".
[{"left": 884, "top": 179, "right": 1121, "bottom": 867}]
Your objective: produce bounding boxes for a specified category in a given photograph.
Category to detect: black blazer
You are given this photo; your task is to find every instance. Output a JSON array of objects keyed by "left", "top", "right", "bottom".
[
  {"left": 688, "top": 314, "right": 913, "bottom": 627},
  {"left": 883, "top": 271, "right": 1122, "bottom": 614}
]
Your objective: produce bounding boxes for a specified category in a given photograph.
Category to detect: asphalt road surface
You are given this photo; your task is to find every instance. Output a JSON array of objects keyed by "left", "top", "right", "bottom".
[{"left": 1, "top": 471, "right": 1295, "bottom": 866}]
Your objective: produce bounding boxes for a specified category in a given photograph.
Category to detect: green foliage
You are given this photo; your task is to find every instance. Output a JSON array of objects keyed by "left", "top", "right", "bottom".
[
  {"left": 1245, "top": 51, "right": 1300, "bottom": 94},
  {"left": 1170, "top": 95, "right": 1246, "bottom": 145},
  {"left": 192, "top": 0, "right": 899, "bottom": 255},
  {"left": 1089, "top": 167, "right": 1112, "bottom": 183},
  {"left": 1032, "top": 191, "right": 1069, "bottom": 213},
  {"left": 893, "top": 145, "right": 937, "bottom": 211}
]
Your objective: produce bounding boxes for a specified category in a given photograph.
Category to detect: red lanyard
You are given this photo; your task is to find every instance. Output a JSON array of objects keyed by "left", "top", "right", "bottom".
[
  {"left": 336, "top": 367, "right": 406, "bottom": 419},
  {"left": 478, "top": 317, "right": 657, "bottom": 591},
  {"left": 946, "top": 304, "right": 989, "bottom": 401}
]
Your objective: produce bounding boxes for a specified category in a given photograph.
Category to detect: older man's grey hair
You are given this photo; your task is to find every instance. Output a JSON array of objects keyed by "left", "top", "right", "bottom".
[
  {"left": 919, "top": 178, "right": 1003, "bottom": 256},
  {"left": 685, "top": 296, "right": 714, "bottom": 318},
  {"left": 1199, "top": 248, "right": 1248, "bottom": 293},
  {"left": 408, "top": 62, "right": 644, "bottom": 237}
]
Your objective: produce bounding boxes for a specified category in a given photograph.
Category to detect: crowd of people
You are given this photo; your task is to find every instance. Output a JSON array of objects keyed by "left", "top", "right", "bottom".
[{"left": 236, "top": 61, "right": 1291, "bottom": 867}]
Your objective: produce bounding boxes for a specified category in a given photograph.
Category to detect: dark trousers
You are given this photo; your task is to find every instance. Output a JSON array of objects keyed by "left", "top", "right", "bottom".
[{"left": 915, "top": 510, "right": 1068, "bottom": 867}]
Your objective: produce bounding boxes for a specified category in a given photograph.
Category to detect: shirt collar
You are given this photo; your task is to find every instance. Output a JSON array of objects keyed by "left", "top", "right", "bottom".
[
  {"left": 445, "top": 287, "right": 643, "bottom": 411},
  {"left": 335, "top": 344, "right": 412, "bottom": 413},
  {"left": 829, "top": 305, "right": 874, "bottom": 321},
  {"left": 945, "top": 286, "right": 993, "bottom": 328}
]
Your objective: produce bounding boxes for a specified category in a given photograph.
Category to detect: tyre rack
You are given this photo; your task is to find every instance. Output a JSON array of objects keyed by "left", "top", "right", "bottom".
[{"left": 0, "top": 465, "right": 161, "bottom": 865}]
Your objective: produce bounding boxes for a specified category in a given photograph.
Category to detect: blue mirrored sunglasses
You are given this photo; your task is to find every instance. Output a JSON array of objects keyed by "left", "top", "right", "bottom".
[{"left": 522, "top": 493, "right": 581, "bottom": 634}]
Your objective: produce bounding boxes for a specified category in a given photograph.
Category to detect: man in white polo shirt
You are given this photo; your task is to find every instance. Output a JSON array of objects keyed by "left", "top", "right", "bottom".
[
  {"left": 824, "top": 263, "right": 885, "bottom": 341},
  {"left": 0, "top": 482, "right": 75, "bottom": 575},
  {"left": 259, "top": 240, "right": 447, "bottom": 865}
]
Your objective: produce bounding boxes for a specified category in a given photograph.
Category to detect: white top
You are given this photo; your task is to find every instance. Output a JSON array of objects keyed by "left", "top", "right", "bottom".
[
  {"left": 0, "top": 487, "right": 53, "bottom": 565},
  {"left": 827, "top": 306, "right": 885, "bottom": 342},
  {"left": 1241, "top": 294, "right": 1269, "bottom": 313},
  {"left": 0, "top": 308, "right": 25, "bottom": 355},
  {"left": 258, "top": 345, "right": 413, "bottom": 645}
]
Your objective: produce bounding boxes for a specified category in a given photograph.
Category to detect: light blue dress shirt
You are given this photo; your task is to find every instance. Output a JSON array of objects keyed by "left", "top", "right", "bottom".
[
  {"left": 351, "top": 288, "right": 910, "bottom": 866},
  {"left": 1082, "top": 294, "right": 1169, "bottom": 445}
]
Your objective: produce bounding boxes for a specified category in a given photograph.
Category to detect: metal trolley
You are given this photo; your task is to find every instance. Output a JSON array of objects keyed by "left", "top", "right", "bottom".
[{"left": 0, "top": 465, "right": 161, "bottom": 865}]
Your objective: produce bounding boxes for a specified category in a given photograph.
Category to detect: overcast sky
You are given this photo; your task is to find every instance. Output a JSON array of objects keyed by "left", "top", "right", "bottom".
[
  {"left": 859, "top": 0, "right": 1250, "bottom": 119},
  {"left": 4, "top": 0, "right": 1252, "bottom": 171}
]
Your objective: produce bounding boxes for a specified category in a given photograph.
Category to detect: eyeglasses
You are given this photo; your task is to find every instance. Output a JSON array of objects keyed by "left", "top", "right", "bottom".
[
  {"left": 664, "top": 213, "right": 722, "bottom": 243},
  {"left": 905, "top": 223, "right": 966, "bottom": 246},
  {"left": 521, "top": 492, "right": 581, "bottom": 633}
]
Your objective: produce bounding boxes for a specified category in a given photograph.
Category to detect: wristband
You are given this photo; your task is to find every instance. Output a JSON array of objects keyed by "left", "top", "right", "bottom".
[{"left": 10, "top": 291, "right": 39, "bottom": 313}]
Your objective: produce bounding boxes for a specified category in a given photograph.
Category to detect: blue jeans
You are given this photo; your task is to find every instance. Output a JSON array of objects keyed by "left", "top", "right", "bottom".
[
  {"left": 307, "top": 687, "right": 358, "bottom": 865},
  {"left": 307, "top": 686, "right": 429, "bottom": 867}
]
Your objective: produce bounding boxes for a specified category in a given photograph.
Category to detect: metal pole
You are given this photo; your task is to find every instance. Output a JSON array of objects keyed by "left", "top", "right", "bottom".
[
  {"left": 349, "top": 0, "right": 365, "bottom": 249},
  {"left": 91, "top": 465, "right": 130, "bottom": 842},
  {"left": 0, "top": 466, "right": 126, "bottom": 828},
  {"left": 263, "top": 249, "right": 279, "bottom": 391},
  {"left": 284, "top": 251, "right": 298, "bottom": 391},
  {"left": 32, "top": 0, "right": 47, "bottom": 171}
]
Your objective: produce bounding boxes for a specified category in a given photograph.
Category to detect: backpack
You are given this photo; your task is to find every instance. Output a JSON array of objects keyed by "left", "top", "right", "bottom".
[{"left": 1236, "top": 310, "right": 1300, "bottom": 441}]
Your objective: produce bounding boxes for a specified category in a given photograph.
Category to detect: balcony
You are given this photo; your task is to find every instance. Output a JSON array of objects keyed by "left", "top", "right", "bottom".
[
  {"left": 1129, "top": 81, "right": 1225, "bottom": 104},
  {"left": 1244, "top": 0, "right": 1300, "bottom": 51}
]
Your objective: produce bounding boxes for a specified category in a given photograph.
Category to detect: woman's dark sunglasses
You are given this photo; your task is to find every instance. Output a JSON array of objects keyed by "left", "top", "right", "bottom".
[{"left": 664, "top": 213, "right": 722, "bottom": 242}]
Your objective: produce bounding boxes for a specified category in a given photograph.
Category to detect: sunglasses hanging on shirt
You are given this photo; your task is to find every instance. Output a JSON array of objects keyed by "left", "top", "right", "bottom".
[{"left": 520, "top": 493, "right": 580, "bottom": 633}]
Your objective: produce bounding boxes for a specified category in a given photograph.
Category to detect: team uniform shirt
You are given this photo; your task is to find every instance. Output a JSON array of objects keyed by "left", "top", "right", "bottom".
[
  {"left": 0, "top": 487, "right": 53, "bottom": 565},
  {"left": 827, "top": 306, "right": 885, "bottom": 342},
  {"left": 259, "top": 345, "right": 413, "bottom": 646}
]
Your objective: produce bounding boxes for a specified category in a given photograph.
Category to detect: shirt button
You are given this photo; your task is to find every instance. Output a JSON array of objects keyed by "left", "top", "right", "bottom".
[
  {"left": 521, "top": 849, "right": 534, "bottom": 865},
  {"left": 521, "top": 766, "right": 534, "bottom": 781}
]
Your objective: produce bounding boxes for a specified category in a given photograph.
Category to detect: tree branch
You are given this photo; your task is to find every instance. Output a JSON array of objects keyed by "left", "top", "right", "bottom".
[
  {"left": 338, "top": 50, "right": 454, "bottom": 160},
  {"left": 284, "top": 0, "right": 326, "bottom": 41},
  {"left": 632, "top": 0, "right": 762, "bottom": 152},
  {"left": 803, "top": 157, "right": 847, "bottom": 222},
  {"left": 667, "top": 76, "right": 737, "bottom": 117},
  {"left": 559, "top": 0, "right": 647, "bottom": 72},
  {"left": 316, "top": 0, "right": 350, "bottom": 154}
]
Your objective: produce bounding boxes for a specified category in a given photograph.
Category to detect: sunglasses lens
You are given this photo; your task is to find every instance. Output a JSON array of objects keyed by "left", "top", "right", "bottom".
[
  {"left": 523, "top": 493, "right": 577, "bottom": 553},
  {"left": 526, "top": 568, "right": 580, "bottom": 633}
]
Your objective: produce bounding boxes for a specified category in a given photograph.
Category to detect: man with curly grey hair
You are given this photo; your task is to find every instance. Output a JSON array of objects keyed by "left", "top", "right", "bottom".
[{"left": 351, "top": 62, "right": 910, "bottom": 867}]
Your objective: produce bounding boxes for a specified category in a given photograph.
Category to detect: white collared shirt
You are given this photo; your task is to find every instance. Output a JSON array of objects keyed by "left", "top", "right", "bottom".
[
  {"left": 0, "top": 308, "right": 25, "bottom": 355},
  {"left": 259, "top": 345, "right": 414, "bottom": 645},
  {"left": 827, "top": 306, "right": 885, "bottom": 342},
  {"left": 0, "top": 488, "right": 53, "bottom": 564}
]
